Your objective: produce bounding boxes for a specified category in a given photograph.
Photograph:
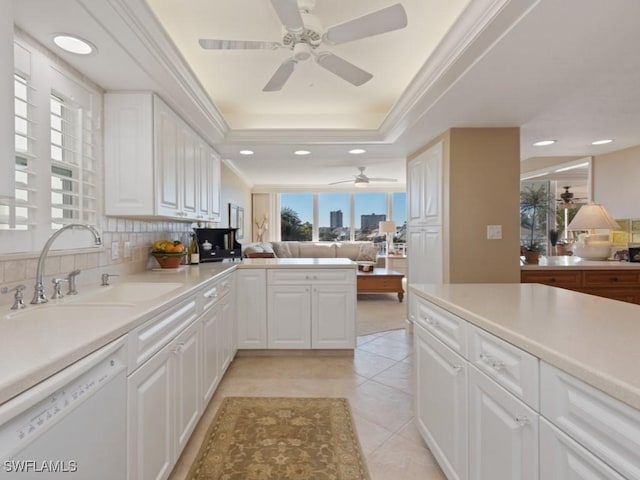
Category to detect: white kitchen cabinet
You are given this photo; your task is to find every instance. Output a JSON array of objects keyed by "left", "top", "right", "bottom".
[
  {"left": 539, "top": 417, "right": 625, "bottom": 480},
  {"left": 266, "top": 269, "right": 355, "bottom": 349},
  {"left": 127, "top": 319, "right": 201, "bottom": 480},
  {"left": 415, "top": 322, "right": 468, "bottom": 480},
  {"left": 407, "top": 226, "right": 443, "bottom": 285},
  {"left": 407, "top": 141, "right": 442, "bottom": 227},
  {"left": 468, "top": 365, "right": 538, "bottom": 480},
  {"left": 236, "top": 269, "right": 267, "bottom": 349},
  {"left": 104, "top": 92, "right": 220, "bottom": 221},
  {"left": 268, "top": 285, "right": 312, "bottom": 348}
]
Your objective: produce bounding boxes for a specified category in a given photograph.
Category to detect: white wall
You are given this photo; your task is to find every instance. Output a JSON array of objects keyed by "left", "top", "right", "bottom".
[
  {"left": 220, "top": 161, "right": 252, "bottom": 243},
  {"left": 593, "top": 145, "right": 640, "bottom": 219}
]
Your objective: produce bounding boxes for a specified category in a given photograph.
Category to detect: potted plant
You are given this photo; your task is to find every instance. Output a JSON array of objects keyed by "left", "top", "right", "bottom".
[{"left": 520, "top": 184, "right": 551, "bottom": 264}]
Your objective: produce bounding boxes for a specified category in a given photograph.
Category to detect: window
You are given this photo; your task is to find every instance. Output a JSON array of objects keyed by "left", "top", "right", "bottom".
[
  {"left": 318, "top": 193, "right": 350, "bottom": 241},
  {"left": 0, "top": 35, "right": 101, "bottom": 253},
  {"left": 281, "top": 193, "right": 313, "bottom": 240},
  {"left": 354, "top": 192, "right": 386, "bottom": 240}
]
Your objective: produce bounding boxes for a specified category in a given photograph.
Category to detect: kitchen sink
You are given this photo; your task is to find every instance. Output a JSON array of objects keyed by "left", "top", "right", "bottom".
[
  {"left": 3, "top": 303, "right": 135, "bottom": 323},
  {"left": 68, "top": 282, "right": 184, "bottom": 305}
]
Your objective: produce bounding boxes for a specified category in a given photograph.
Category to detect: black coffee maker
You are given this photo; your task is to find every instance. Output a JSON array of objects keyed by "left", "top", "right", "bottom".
[{"left": 193, "top": 228, "right": 242, "bottom": 262}]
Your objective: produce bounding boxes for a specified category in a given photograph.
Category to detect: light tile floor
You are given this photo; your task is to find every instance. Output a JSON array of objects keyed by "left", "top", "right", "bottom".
[{"left": 169, "top": 328, "right": 446, "bottom": 480}]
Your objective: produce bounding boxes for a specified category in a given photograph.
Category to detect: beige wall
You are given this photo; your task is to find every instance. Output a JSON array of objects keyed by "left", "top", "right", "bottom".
[
  {"left": 593, "top": 145, "right": 640, "bottom": 219},
  {"left": 220, "top": 161, "right": 252, "bottom": 243},
  {"left": 448, "top": 128, "right": 521, "bottom": 283}
]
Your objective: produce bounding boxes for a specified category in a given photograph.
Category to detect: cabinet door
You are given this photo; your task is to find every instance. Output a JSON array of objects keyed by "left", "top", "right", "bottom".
[
  {"left": 196, "top": 140, "right": 210, "bottom": 221},
  {"left": 208, "top": 147, "right": 221, "bottom": 222},
  {"left": 268, "top": 285, "right": 311, "bottom": 348},
  {"left": 311, "top": 284, "right": 355, "bottom": 349},
  {"left": 423, "top": 141, "right": 443, "bottom": 225},
  {"left": 127, "top": 345, "right": 173, "bottom": 480},
  {"left": 236, "top": 269, "right": 267, "bottom": 348},
  {"left": 174, "top": 321, "right": 201, "bottom": 457},
  {"left": 201, "top": 303, "right": 221, "bottom": 406},
  {"left": 180, "top": 124, "right": 197, "bottom": 217},
  {"left": 407, "top": 155, "right": 425, "bottom": 225},
  {"left": 414, "top": 323, "right": 468, "bottom": 480},
  {"left": 407, "top": 227, "right": 443, "bottom": 285},
  {"left": 468, "top": 365, "right": 538, "bottom": 480},
  {"left": 220, "top": 293, "right": 234, "bottom": 371},
  {"left": 154, "top": 97, "right": 181, "bottom": 218},
  {"left": 539, "top": 418, "right": 625, "bottom": 480}
]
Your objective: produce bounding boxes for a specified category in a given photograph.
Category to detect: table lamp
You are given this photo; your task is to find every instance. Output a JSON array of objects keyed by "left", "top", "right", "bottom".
[
  {"left": 567, "top": 203, "right": 620, "bottom": 260},
  {"left": 379, "top": 221, "right": 396, "bottom": 269}
]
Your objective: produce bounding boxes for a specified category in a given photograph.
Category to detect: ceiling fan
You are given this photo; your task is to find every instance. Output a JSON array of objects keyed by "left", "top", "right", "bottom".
[
  {"left": 328, "top": 166, "right": 398, "bottom": 187},
  {"left": 198, "top": 0, "right": 408, "bottom": 92},
  {"left": 557, "top": 186, "right": 588, "bottom": 209}
]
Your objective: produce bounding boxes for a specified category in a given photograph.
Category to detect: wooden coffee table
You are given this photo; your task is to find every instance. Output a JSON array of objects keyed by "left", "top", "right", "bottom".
[{"left": 356, "top": 268, "right": 405, "bottom": 302}]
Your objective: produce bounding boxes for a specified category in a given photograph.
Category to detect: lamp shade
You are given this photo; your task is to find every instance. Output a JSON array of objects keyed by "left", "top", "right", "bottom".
[
  {"left": 567, "top": 203, "right": 620, "bottom": 231},
  {"left": 379, "top": 221, "right": 396, "bottom": 234}
]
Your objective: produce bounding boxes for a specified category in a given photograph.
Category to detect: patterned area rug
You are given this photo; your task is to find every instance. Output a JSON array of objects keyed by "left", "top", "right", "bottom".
[{"left": 187, "top": 397, "right": 370, "bottom": 480}]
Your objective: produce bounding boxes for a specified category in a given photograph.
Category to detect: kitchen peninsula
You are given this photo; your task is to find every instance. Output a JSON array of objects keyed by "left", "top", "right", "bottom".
[
  {"left": 410, "top": 282, "right": 640, "bottom": 480},
  {"left": 521, "top": 256, "right": 640, "bottom": 304}
]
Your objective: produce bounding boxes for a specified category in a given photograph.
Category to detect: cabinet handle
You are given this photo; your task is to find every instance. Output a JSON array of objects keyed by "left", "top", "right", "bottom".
[
  {"left": 611, "top": 277, "right": 618, "bottom": 282},
  {"left": 425, "top": 316, "right": 439, "bottom": 328},
  {"left": 515, "top": 415, "right": 530, "bottom": 427},
  {"left": 172, "top": 342, "right": 184, "bottom": 354},
  {"left": 549, "top": 277, "right": 556, "bottom": 283},
  {"left": 452, "top": 365, "right": 464, "bottom": 374},
  {"left": 205, "top": 291, "right": 218, "bottom": 299},
  {"left": 479, "top": 352, "right": 505, "bottom": 370}
]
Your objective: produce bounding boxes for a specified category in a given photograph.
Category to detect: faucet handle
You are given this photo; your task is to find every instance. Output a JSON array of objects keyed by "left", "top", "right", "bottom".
[
  {"left": 51, "top": 278, "right": 68, "bottom": 299},
  {"left": 101, "top": 273, "right": 119, "bottom": 286},
  {"left": 10, "top": 285, "right": 27, "bottom": 310}
]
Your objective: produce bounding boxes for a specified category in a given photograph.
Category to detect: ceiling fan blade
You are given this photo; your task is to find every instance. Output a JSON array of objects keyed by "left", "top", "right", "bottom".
[
  {"left": 270, "top": 0, "right": 304, "bottom": 34},
  {"left": 323, "top": 3, "right": 408, "bottom": 45},
  {"left": 328, "top": 179, "right": 356, "bottom": 185},
  {"left": 368, "top": 178, "right": 398, "bottom": 182},
  {"left": 199, "top": 39, "right": 282, "bottom": 50},
  {"left": 263, "top": 59, "right": 297, "bottom": 92},
  {"left": 315, "top": 52, "right": 372, "bottom": 86}
]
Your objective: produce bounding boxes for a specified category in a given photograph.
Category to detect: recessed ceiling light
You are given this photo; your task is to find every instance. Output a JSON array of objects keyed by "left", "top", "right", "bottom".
[
  {"left": 591, "top": 139, "right": 613, "bottom": 145},
  {"left": 52, "top": 34, "right": 95, "bottom": 55},
  {"left": 533, "top": 140, "right": 556, "bottom": 146},
  {"left": 294, "top": 150, "right": 311, "bottom": 156},
  {"left": 239, "top": 150, "right": 254, "bottom": 155},
  {"left": 348, "top": 148, "right": 367, "bottom": 154}
]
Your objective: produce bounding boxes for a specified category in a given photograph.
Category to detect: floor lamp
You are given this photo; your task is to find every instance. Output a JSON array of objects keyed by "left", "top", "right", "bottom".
[{"left": 379, "top": 221, "right": 397, "bottom": 270}]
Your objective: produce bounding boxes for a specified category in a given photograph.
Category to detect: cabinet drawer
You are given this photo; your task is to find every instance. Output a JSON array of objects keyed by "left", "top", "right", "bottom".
[
  {"left": 468, "top": 324, "right": 539, "bottom": 410},
  {"left": 267, "top": 269, "right": 354, "bottom": 285},
  {"left": 583, "top": 270, "right": 640, "bottom": 287},
  {"left": 520, "top": 270, "right": 582, "bottom": 288},
  {"left": 540, "top": 362, "right": 640, "bottom": 480},
  {"left": 414, "top": 297, "right": 467, "bottom": 356},
  {"left": 127, "top": 293, "right": 198, "bottom": 372},
  {"left": 201, "top": 273, "right": 233, "bottom": 312}
]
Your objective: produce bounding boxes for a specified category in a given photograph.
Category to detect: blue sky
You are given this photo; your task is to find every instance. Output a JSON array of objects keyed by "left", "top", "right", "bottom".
[{"left": 281, "top": 192, "right": 406, "bottom": 228}]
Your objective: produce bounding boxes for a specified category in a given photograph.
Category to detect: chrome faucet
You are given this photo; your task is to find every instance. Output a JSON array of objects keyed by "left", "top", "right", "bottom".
[{"left": 31, "top": 224, "right": 102, "bottom": 304}]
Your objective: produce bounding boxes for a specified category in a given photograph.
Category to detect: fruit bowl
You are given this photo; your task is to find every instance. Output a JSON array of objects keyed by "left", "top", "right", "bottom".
[{"left": 150, "top": 251, "right": 187, "bottom": 268}]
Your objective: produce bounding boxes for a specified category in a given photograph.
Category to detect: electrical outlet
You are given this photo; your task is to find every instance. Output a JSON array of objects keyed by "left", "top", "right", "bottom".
[
  {"left": 111, "top": 241, "right": 119, "bottom": 260},
  {"left": 124, "top": 241, "right": 131, "bottom": 258},
  {"left": 487, "top": 225, "right": 502, "bottom": 240}
]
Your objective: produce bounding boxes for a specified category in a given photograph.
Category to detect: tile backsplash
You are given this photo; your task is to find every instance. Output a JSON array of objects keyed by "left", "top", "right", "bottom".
[{"left": 0, "top": 218, "right": 196, "bottom": 308}]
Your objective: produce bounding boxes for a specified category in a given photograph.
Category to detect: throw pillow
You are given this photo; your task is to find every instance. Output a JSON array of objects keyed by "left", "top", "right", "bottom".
[
  {"left": 271, "top": 242, "right": 292, "bottom": 258},
  {"left": 356, "top": 244, "right": 378, "bottom": 262},
  {"left": 246, "top": 252, "right": 275, "bottom": 258}
]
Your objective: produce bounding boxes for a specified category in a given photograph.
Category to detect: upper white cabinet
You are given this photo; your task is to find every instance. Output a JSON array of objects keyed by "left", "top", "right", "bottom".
[
  {"left": 407, "top": 141, "right": 443, "bottom": 227},
  {"left": 104, "top": 93, "right": 221, "bottom": 222}
]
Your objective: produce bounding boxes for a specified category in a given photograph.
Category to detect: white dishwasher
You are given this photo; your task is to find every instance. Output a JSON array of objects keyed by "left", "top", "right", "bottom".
[{"left": 0, "top": 337, "right": 127, "bottom": 479}]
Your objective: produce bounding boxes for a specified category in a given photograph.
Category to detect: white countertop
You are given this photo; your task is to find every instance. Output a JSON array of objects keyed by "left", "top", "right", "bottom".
[
  {"left": 410, "top": 283, "right": 640, "bottom": 410},
  {"left": 238, "top": 258, "right": 357, "bottom": 268},
  {"left": 521, "top": 256, "right": 640, "bottom": 270},
  {"left": 0, "top": 262, "right": 235, "bottom": 406}
]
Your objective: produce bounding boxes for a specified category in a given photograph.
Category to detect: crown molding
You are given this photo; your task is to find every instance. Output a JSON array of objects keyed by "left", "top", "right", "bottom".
[
  {"left": 225, "top": 128, "right": 385, "bottom": 145},
  {"left": 222, "top": 159, "right": 255, "bottom": 188}
]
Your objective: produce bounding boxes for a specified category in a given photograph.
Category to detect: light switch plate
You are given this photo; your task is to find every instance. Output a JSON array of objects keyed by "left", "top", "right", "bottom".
[
  {"left": 111, "top": 241, "right": 119, "bottom": 260},
  {"left": 124, "top": 241, "right": 131, "bottom": 258},
  {"left": 487, "top": 225, "right": 502, "bottom": 240}
]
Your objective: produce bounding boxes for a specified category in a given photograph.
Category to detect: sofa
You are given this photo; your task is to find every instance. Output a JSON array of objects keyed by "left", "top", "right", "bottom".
[{"left": 242, "top": 241, "right": 380, "bottom": 263}]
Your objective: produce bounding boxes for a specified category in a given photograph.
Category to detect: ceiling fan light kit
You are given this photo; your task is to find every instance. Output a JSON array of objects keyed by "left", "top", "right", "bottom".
[
  {"left": 198, "top": 0, "right": 408, "bottom": 92},
  {"left": 328, "top": 166, "right": 398, "bottom": 187}
]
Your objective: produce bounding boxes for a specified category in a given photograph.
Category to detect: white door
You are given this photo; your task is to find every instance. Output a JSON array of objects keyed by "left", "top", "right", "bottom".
[
  {"left": 127, "top": 345, "right": 174, "bottom": 480},
  {"left": 180, "top": 124, "right": 197, "bottom": 217},
  {"left": 539, "top": 418, "right": 625, "bottom": 480},
  {"left": 423, "top": 141, "right": 443, "bottom": 226},
  {"left": 407, "top": 155, "right": 425, "bottom": 225},
  {"left": 208, "top": 147, "right": 221, "bottom": 222},
  {"left": 423, "top": 227, "right": 444, "bottom": 284},
  {"left": 414, "top": 323, "right": 468, "bottom": 480},
  {"left": 154, "top": 97, "right": 180, "bottom": 218},
  {"left": 173, "top": 321, "right": 201, "bottom": 457},
  {"left": 220, "top": 293, "right": 233, "bottom": 371},
  {"left": 201, "top": 303, "right": 221, "bottom": 405},
  {"left": 311, "top": 285, "right": 355, "bottom": 349},
  {"left": 268, "top": 285, "right": 311, "bottom": 348},
  {"left": 196, "top": 140, "right": 210, "bottom": 221},
  {"left": 468, "top": 365, "right": 538, "bottom": 480},
  {"left": 236, "top": 269, "right": 267, "bottom": 349},
  {"left": 407, "top": 227, "right": 425, "bottom": 286}
]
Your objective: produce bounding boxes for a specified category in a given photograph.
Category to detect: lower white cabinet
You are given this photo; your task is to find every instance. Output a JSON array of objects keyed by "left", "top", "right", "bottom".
[
  {"left": 539, "top": 417, "right": 625, "bottom": 480},
  {"left": 236, "top": 269, "right": 267, "bottom": 348},
  {"left": 468, "top": 365, "right": 538, "bottom": 480},
  {"left": 268, "top": 285, "right": 311, "bottom": 348},
  {"left": 127, "top": 320, "right": 200, "bottom": 480},
  {"left": 311, "top": 284, "right": 356, "bottom": 348},
  {"left": 415, "top": 322, "right": 467, "bottom": 480}
]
